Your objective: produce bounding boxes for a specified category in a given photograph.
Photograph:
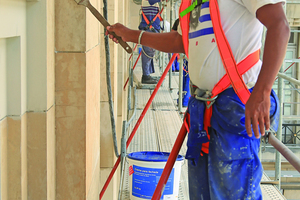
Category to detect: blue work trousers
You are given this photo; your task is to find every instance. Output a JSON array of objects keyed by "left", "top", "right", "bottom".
[
  {"left": 141, "top": 45, "right": 155, "bottom": 76},
  {"left": 187, "top": 87, "right": 279, "bottom": 200}
]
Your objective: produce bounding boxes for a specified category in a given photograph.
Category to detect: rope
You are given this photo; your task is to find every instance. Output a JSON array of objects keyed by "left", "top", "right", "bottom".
[{"left": 141, "top": 46, "right": 154, "bottom": 59}]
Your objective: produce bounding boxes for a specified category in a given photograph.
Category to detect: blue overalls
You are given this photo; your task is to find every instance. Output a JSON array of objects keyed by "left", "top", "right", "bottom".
[{"left": 186, "top": 87, "right": 279, "bottom": 200}]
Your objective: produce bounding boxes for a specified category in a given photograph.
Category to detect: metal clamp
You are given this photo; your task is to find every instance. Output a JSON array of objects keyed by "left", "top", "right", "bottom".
[
  {"left": 262, "top": 133, "right": 267, "bottom": 152},
  {"left": 262, "top": 128, "right": 276, "bottom": 152},
  {"left": 194, "top": 94, "right": 218, "bottom": 108},
  {"left": 192, "top": 88, "right": 218, "bottom": 108}
]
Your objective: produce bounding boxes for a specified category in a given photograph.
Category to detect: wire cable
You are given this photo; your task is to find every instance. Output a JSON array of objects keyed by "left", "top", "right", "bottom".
[{"left": 103, "top": 0, "right": 119, "bottom": 158}]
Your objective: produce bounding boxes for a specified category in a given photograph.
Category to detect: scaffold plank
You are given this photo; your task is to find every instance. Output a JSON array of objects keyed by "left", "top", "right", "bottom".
[
  {"left": 261, "top": 172, "right": 287, "bottom": 200},
  {"left": 135, "top": 89, "right": 152, "bottom": 110},
  {"left": 127, "top": 109, "right": 158, "bottom": 153},
  {"left": 151, "top": 88, "right": 177, "bottom": 110}
]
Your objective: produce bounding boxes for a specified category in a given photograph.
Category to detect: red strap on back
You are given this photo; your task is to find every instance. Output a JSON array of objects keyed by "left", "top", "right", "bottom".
[
  {"left": 141, "top": 8, "right": 164, "bottom": 29},
  {"left": 157, "top": 12, "right": 163, "bottom": 21},
  {"left": 142, "top": 11, "right": 151, "bottom": 25}
]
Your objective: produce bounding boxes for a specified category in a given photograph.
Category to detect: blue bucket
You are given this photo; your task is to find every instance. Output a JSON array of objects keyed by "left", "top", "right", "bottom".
[{"left": 128, "top": 151, "right": 184, "bottom": 200}]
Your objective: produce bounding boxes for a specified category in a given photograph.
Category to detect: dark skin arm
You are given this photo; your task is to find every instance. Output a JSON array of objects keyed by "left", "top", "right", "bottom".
[
  {"left": 106, "top": 23, "right": 185, "bottom": 53},
  {"left": 245, "top": 2, "right": 290, "bottom": 138}
]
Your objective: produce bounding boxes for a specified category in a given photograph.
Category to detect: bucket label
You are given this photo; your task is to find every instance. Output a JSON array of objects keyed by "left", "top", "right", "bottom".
[{"left": 132, "top": 165, "right": 175, "bottom": 199}]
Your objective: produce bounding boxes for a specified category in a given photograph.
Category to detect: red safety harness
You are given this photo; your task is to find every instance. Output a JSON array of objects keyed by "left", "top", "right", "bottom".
[
  {"left": 141, "top": 7, "right": 163, "bottom": 30},
  {"left": 180, "top": 0, "right": 260, "bottom": 154}
]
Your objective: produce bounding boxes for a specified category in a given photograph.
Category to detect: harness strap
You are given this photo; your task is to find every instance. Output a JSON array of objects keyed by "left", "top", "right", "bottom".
[
  {"left": 210, "top": 0, "right": 251, "bottom": 104},
  {"left": 185, "top": 0, "right": 259, "bottom": 154},
  {"left": 200, "top": 50, "right": 259, "bottom": 154},
  {"left": 201, "top": 0, "right": 260, "bottom": 154},
  {"left": 179, "top": 0, "right": 191, "bottom": 58},
  {"left": 141, "top": 8, "right": 163, "bottom": 30},
  {"left": 211, "top": 49, "right": 260, "bottom": 98},
  {"left": 202, "top": 108, "right": 211, "bottom": 154}
]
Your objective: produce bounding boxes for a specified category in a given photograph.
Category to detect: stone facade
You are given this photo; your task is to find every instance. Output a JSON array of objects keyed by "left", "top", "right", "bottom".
[{"left": 0, "top": 0, "right": 131, "bottom": 199}]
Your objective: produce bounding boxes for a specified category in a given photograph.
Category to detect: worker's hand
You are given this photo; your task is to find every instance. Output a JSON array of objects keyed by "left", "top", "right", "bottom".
[
  {"left": 106, "top": 23, "right": 132, "bottom": 43},
  {"left": 245, "top": 90, "right": 271, "bottom": 138}
]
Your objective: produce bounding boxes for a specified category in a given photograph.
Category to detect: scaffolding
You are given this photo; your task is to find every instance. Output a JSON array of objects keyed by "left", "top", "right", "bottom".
[
  {"left": 100, "top": 1, "right": 300, "bottom": 199},
  {"left": 266, "top": 28, "right": 300, "bottom": 190}
]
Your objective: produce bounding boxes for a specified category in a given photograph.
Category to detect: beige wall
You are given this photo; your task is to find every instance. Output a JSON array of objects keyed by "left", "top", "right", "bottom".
[
  {"left": 0, "top": 1, "right": 26, "bottom": 119},
  {"left": 0, "top": 0, "right": 143, "bottom": 199},
  {"left": 286, "top": 4, "right": 300, "bottom": 27},
  {"left": 0, "top": 0, "right": 27, "bottom": 119},
  {"left": 0, "top": 38, "right": 7, "bottom": 119},
  {"left": 1, "top": 0, "right": 104, "bottom": 199},
  {"left": 0, "top": 0, "right": 56, "bottom": 199},
  {"left": 55, "top": 0, "right": 102, "bottom": 199}
]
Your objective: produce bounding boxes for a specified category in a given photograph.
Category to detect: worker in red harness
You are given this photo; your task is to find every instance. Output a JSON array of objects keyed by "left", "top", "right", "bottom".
[
  {"left": 138, "top": 0, "right": 163, "bottom": 84},
  {"left": 106, "top": 0, "right": 290, "bottom": 199}
]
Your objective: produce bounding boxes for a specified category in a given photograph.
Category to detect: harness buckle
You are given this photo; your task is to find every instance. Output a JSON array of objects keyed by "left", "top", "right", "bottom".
[
  {"left": 205, "top": 99, "right": 217, "bottom": 108},
  {"left": 192, "top": 87, "right": 218, "bottom": 108}
]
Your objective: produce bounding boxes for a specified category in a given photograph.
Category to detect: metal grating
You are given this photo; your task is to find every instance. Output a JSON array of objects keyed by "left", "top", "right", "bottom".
[
  {"left": 151, "top": 88, "right": 177, "bottom": 110},
  {"left": 127, "top": 110, "right": 159, "bottom": 153},
  {"left": 154, "top": 110, "right": 187, "bottom": 155},
  {"left": 261, "top": 172, "right": 287, "bottom": 200},
  {"left": 135, "top": 89, "right": 152, "bottom": 110},
  {"left": 120, "top": 164, "right": 130, "bottom": 199},
  {"left": 164, "top": 74, "right": 180, "bottom": 89}
]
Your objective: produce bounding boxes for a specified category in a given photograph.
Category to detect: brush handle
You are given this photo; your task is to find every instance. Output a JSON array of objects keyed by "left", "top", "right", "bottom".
[{"left": 86, "top": 3, "right": 133, "bottom": 54}]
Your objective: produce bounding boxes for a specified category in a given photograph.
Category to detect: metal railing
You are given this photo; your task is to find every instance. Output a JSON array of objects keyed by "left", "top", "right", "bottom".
[
  {"left": 282, "top": 123, "right": 300, "bottom": 144},
  {"left": 274, "top": 51, "right": 300, "bottom": 189}
]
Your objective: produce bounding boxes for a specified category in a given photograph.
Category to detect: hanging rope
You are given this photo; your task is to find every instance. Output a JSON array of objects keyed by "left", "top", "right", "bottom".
[{"left": 103, "top": 0, "right": 119, "bottom": 158}]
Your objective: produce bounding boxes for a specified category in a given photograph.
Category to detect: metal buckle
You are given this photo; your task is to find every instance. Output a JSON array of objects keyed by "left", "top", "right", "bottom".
[
  {"left": 206, "top": 99, "right": 217, "bottom": 108},
  {"left": 190, "top": 84, "right": 218, "bottom": 108},
  {"left": 193, "top": 89, "right": 218, "bottom": 108},
  {"left": 194, "top": 94, "right": 218, "bottom": 108}
]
